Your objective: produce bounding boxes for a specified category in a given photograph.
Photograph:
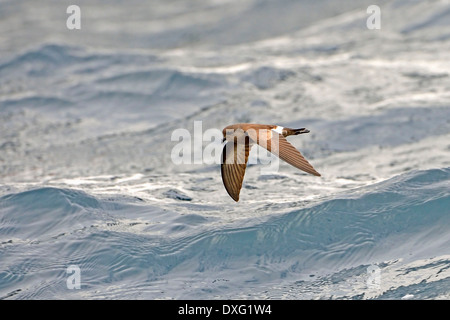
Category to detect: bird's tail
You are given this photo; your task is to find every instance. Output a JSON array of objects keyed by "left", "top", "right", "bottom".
[{"left": 284, "top": 127, "right": 310, "bottom": 136}]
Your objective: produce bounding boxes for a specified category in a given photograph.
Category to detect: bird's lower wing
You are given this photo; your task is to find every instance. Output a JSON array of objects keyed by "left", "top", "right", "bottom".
[
  {"left": 221, "top": 138, "right": 253, "bottom": 202},
  {"left": 260, "top": 133, "right": 321, "bottom": 176}
]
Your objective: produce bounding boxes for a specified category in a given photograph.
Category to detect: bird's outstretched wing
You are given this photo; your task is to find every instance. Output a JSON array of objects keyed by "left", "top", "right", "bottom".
[
  {"left": 259, "top": 132, "right": 321, "bottom": 176},
  {"left": 221, "top": 136, "right": 253, "bottom": 202}
]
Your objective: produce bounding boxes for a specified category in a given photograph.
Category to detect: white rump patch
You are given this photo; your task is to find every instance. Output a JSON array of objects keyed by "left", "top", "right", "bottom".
[{"left": 272, "top": 126, "right": 284, "bottom": 134}]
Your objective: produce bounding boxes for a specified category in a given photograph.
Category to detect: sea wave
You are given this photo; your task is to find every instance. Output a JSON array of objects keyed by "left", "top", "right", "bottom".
[
  {"left": 1, "top": 0, "right": 450, "bottom": 300},
  {"left": 1, "top": 168, "right": 448, "bottom": 299}
]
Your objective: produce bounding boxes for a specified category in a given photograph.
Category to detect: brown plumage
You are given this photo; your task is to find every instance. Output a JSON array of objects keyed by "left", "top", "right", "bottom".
[{"left": 221, "top": 123, "right": 320, "bottom": 202}]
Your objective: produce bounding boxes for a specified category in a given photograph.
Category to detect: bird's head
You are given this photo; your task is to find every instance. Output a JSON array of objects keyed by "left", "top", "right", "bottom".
[{"left": 222, "top": 126, "right": 245, "bottom": 143}]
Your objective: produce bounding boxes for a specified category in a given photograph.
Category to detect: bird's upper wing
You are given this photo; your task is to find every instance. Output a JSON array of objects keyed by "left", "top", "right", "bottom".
[
  {"left": 221, "top": 136, "right": 253, "bottom": 202},
  {"left": 258, "top": 132, "right": 321, "bottom": 176}
]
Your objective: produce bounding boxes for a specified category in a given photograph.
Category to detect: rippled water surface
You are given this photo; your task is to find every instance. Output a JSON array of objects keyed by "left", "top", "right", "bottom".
[{"left": 1, "top": 0, "right": 450, "bottom": 299}]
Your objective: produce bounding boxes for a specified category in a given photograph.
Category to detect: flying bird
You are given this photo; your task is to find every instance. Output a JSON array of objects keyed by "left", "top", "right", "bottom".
[{"left": 221, "top": 123, "right": 320, "bottom": 201}]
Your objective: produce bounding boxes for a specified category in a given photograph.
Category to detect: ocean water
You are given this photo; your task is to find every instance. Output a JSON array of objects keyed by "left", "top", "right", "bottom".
[{"left": 1, "top": 0, "right": 450, "bottom": 299}]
